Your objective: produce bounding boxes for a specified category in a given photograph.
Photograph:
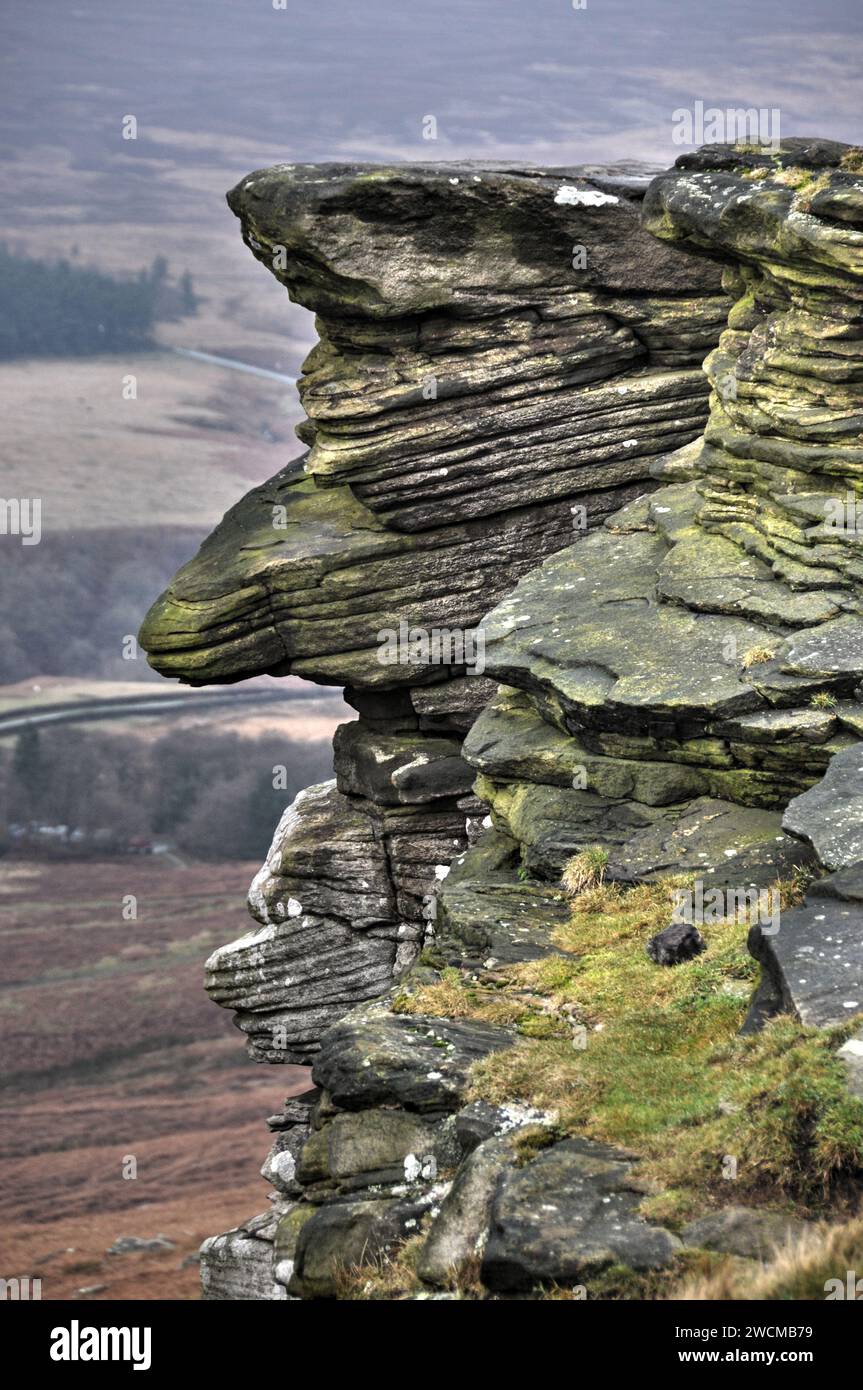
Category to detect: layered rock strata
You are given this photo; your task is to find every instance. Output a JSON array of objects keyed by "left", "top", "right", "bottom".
[
  {"left": 142, "top": 161, "right": 724, "bottom": 1065},
  {"left": 145, "top": 143, "right": 863, "bottom": 1300},
  {"left": 467, "top": 140, "right": 863, "bottom": 898}
]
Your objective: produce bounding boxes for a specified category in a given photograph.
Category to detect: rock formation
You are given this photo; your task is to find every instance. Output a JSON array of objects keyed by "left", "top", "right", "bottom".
[
  {"left": 142, "top": 160, "right": 724, "bottom": 1063},
  {"left": 141, "top": 141, "right": 863, "bottom": 1299}
]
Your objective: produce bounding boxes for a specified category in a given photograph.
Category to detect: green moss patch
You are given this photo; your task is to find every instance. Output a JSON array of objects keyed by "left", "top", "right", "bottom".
[{"left": 428, "top": 877, "right": 863, "bottom": 1220}]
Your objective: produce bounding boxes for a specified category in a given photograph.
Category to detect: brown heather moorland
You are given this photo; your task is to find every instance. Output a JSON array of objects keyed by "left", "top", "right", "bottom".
[{"left": 0, "top": 857, "right": 311, "bottom": 1300}]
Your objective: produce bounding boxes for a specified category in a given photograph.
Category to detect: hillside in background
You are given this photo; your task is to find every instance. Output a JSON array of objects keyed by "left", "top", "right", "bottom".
[{"left": 0, "top": 857, "right": 310, "bottom": 1301}]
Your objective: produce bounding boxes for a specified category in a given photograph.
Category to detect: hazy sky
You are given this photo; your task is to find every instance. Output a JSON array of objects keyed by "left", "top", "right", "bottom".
[{"left": 4, "top": 0, "right": 861, "bottom": 175}]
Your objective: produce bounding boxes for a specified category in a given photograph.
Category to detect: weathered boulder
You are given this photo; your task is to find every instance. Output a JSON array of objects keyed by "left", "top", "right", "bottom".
[
  {"left": 748, "top": 872, "right": 863, "bottom": 1028},
  {"left": 417, "top": 1133, "right": 517, "bottom": 1287},
  {"left": 311, "top": 1001, "right": 515, "bottom": 1113},
  {"left": 436, "top": 842, "right": 573, "bottom": 964},
  {"left": 141, "top": 162, "right": 722, "bottom": 690},
  {"left": 472, "top": 139, "right": 863, "bottom": 889},
  {"left": 608, "top": 797, "right": 816, "bottom": 887},
  {"left": 200, "top": 1214, "right": 291, "bottom": 1301},
  {"left": 681, "top": 1206, "right": 810, "bottom": 1259},
  {"left": 481, "top": 1137, "right": 681, "bottom": 1291},
  {"left": 783, "top": 743, "right": 863, "bottom": 871},
  {"left": 287, "top": 1194, "right": 433, "bottom": 1299}
]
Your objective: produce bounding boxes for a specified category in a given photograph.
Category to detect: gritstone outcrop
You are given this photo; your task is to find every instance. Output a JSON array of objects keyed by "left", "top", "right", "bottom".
[{"left": 141, "top": 142, "right": 863, "bottom": 1299}]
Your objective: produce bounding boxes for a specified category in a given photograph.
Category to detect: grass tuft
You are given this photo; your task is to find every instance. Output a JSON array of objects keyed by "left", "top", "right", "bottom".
[
  {"left": 741, "top": 645, "right": 776, "bottom": 669},
  {"left": 561, "top": 846, "right": 609, "bottom": 897},
  {"left": 672, "top": 1215, "right": 863, "bottom": 1300},
  {"left": 810, "top": 690, "right": 837, "bottom": 710}
]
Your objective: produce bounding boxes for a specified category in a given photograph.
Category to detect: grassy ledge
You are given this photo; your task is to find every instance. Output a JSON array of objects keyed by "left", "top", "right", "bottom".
[{"left": 396, "top": 875, "right": 863, "bottom": 1225}]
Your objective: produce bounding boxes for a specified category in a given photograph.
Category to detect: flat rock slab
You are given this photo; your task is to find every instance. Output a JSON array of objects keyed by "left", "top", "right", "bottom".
[
  {"left": 608, "top": 796, "right": 815, "bottom": 887},
  {"left": 479, "top": 526, "right": 772, "bottom": 725},
  {"left": 296, "top": 1107, "right": 453, "bottom": 1194},
  {"left": 478, "top": 776, "right": 673, "bottom": 881},
  {"left": 749, "top": 882, "right": 863, "bottom": 1028},
  {"left": 437, "top": 874, "right": 572, "bottom": 965},
  {"left": 312, "top": 1003, "right": 515, "bottom": 1113},
  {"left": 465, "top": 685, "right": 708, "bottom": 804},
  {"left": 418, "top": 1133, "right": 518, "bottom": 1288},
  {"left": 333, "top": 723, "right": 472, "bottom": 805},
  {"left": 776, "top": 618, "right": 863, "bottom": 683},
  {"left": 200, "top": 1225, "right": 288, "bottom": 1301},
  {"left": 481, "top": 1136, "right": 680, "bottom": 1291},
  {"left": 205, "top": 782, "right": 400, "bottom": 1063},
  {"left": 783, "top": 744, "right": 863, "bottom": 871}
]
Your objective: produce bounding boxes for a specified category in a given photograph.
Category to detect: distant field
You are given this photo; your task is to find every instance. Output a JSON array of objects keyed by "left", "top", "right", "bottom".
[
  {"left": 0, "top": 857, "right": 309, "bottom": 1300},
  {"left": 0, "top": 19, "right": 341, "bottom": 1301},
  {"left": 0, "top": 352, "right": 305, "bottom": 533}
]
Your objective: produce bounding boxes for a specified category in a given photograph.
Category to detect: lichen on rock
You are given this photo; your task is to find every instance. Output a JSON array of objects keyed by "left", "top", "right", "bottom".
[{"left": 143, "top": 142, "right": 863, "bottom": 1300}]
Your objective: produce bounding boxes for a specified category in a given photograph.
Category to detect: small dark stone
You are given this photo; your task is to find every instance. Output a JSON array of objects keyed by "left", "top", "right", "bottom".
[{"left": 646, "top": 921, "right": 706, "bottom": 966}]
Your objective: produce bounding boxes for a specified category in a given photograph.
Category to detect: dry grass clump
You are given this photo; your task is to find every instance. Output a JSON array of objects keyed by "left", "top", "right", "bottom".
[
  {"left": 672, "top": 1214, "right": 863, "bottom": 1300},
  {"left": 840, "top": 147, "right": 863, "bottom": 174},
  {"left": 741, "top": 645, "right": 776, "bottom": 669},
  {"left": 561, "top": 845, "right": 609, "bottom": 896}
]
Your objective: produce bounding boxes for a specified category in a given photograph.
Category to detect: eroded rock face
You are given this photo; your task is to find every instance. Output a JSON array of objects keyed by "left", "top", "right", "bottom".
[
  {"left": 481, "top": 1137, "right": 681, "bottom": 1291},
  {"left": 140, "top": 161, "right": 723, "bottom": 690},
  {"left": 471, "top": 141, "right": 863, "bottom": 897},
  {"left": 150, "top": 144, "right": 863, "bottom": 1301},
  {"left": 141, "top": 159, "right": 725, "bottom": 1082},
  {"left": 748, "top": 869, "right": 863, "bottom": 1028}
]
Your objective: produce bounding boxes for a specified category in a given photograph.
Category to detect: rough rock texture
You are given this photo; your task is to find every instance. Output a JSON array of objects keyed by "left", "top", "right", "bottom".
[
  {"left": 140, "top": 161, "right": 723, "bottom": 1073},
  {"left": 783, "top": 743, "right": 863, "bottom": 870},
  {"left": 141, "top": 143, "right": 863, "bottom": 1300},
  {"left": 472, "top": 141, "right": 863, "bottom": 897},
  {"left": 749, "top": 869, "right": 863, "bottom": 1028},
  {"left": 141, "top": 163, "right": 723, "bottom": 687},
  {"left": 481, "top": 1137, "right": 681, "bottom": 1290}
]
